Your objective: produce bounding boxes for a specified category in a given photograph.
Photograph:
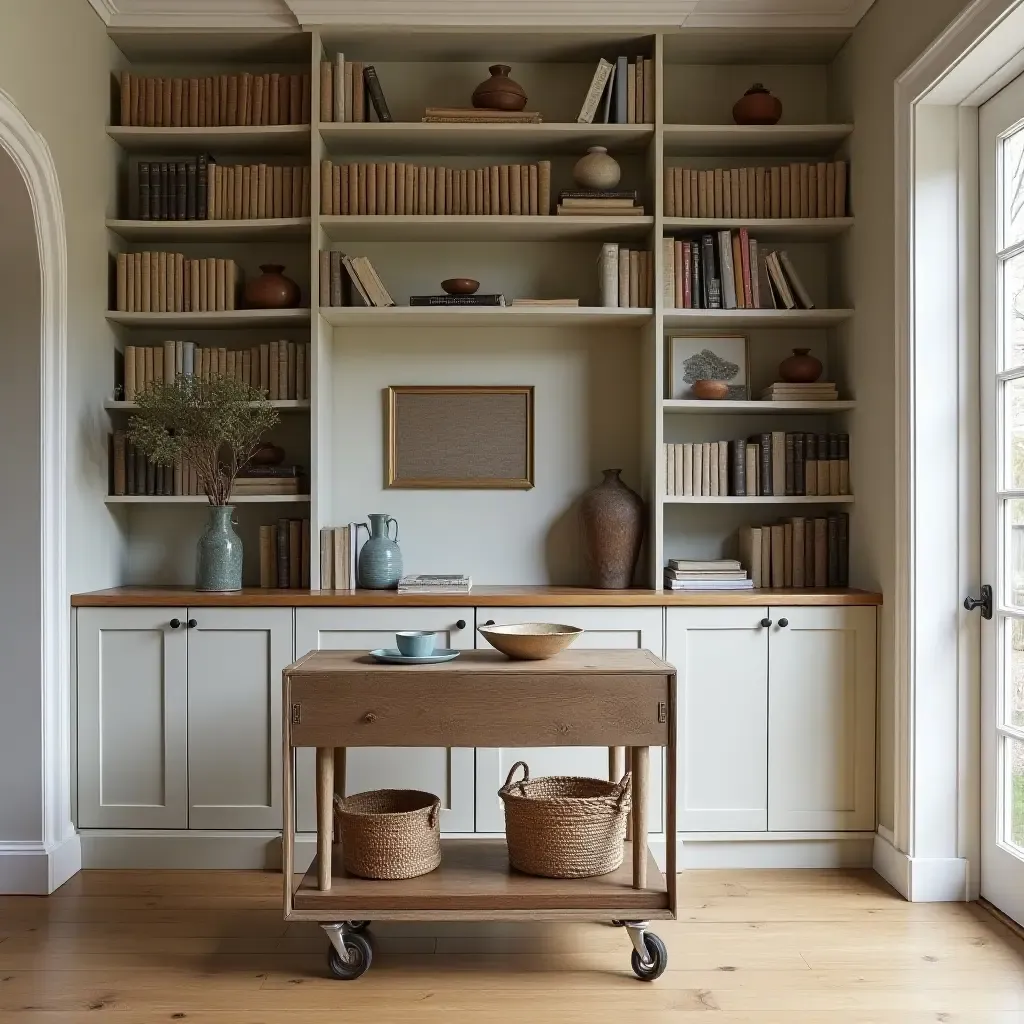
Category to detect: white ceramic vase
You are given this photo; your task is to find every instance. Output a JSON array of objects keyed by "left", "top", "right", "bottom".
[{"left": 572, "top": 146, "right": 621, "bottom": 190}]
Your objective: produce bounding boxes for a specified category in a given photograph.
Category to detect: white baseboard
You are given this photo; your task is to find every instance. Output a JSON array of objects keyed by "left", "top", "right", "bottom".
[
  {"left": 872, "top": 831, "right": 969, "bottom": 901},
  {"left": 653, "top": 832, "right": 875, "bottom": 869},
  {"left": 80, "top": 830, "right": 306, "bottom": 870},
  {"left": 0, "top": 834, "right": 81, "bottom": 894}
]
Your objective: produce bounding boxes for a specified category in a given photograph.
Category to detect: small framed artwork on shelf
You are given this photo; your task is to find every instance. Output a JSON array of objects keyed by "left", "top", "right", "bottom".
[
  {"left": 386, "top": 385, "right": 534, "bottom": 489},
  {"left": 668, "top": 335, "right": 750, "bottom": 400}
]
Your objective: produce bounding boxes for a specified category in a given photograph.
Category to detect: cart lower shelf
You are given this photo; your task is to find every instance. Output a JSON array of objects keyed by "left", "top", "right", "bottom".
[{"left": 289, "top": 839, "right": 672, "bottom": 922}]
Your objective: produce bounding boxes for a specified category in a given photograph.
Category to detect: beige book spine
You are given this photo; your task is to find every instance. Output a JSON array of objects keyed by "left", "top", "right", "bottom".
[
  {"left": 725, "top": 169, "right": 735, "bottom": 218},
  {"left": 135, "top": 343, "right": 146, "bottom": 394},
  {"left": 782, "top": 522, "right": 793, "bottom": 587},
  {"left": 296, "top": 343, "right": 305, "bottom": 402},
  {"left": 628, "top": 249, "right": 639, "bottom": 308},
  {"left": 804, "top": 516, "right": 815, "bottom": 587},
  {"left": 799, "top": 162, "right": 809, "bottom": 218},
  {"left": 272, "top": 165, "right": 283, "bottom": 218},
  {"left": 353, "top": 61, "right": 365, "bottom": 122},
  {"left": 699, "top": 442, "right": 711, "bottom": 496},
  {"left": 662, "top": 236, "right": 675, "bottom": 308},
  {"left": 256, "top": 164, "right": 267, "bottom": 218},
  {"left": 779, "top": 165, "right": 790, "bottom": 218},
  {"left": 419, "top": 166, "right": 429, "bottom": 215},
  {"left": 242, "top": 165, "right": 253, "bottom": 217},
  {"left": 426, "top": 165, "right": 436, "bottom": 214},
  {"left": 156, "top": 251, "right": 167, "bottom": 312},
  {"left": 768, "top": 524, "right": 784, "bottom": 588},
  {"left": 116, "top": 253, "right": 127, "bottom": 312},
  {"left": 259, "top": 343, "right": 269, "bottom": 394},
  {"left": 384, "top": 162, "right": 396, "bottom": 215},
  {"left": 692, "top": 441, "right": 703, "bottom": 496},
  {"left": 366, "top": 162, "right": 377, "bottom": 215},
  {"left": 171, "top": 77, "right": 183, "bottom": 127},
  {"left": 338, "top": 164, "right": 348, "bottom": 215},
  {"left": 617, "top": 246, "right": 629, "bottom": 309},
  {"left": 737, "top": 167, "right": 748, "bottom": 218},
  {"left": 284, "top": 340, "right": 294, "bottom": 400},
  {"left": 120, "top": 71, "right": 132, "bottom": 126},
  {"left": 140, "top": 251, "right": 151, "bottom": 312},
  {"left": 319, "top": 61, "right": 333, "bottom": 123},
  {"left": 664, "top": 167, "right": 674, "bottom": 216},
  {"left": 813, "top": 518, "right": 828, "bottom": 587},
  {"left": 346, "top": 162, "right": 357, "bottom": 214},
  {"left": 175, "top": 252, "right": 184, "bottom": 312},
  {"left": 268, "top": 340, "right": 279, "bottom": 400},
  {"left": 460, "top": 167, "right": 468, "bottom": 215},
  {"left": 770, "top": 167, "right": 781, "bottom": 218},
  {"left": 791, "top": 517, "right": 806, "bottom": 588},
  {"left": 627, "top": 60, "right": 636, "bottom": 124},
  {"left": 378, "top": 162, "right": 387, "bottom": 215},
  {"left": 688, "top": 170, "right": 697, "bottom": 218},
  {"left": 234, "top": 164, "right": 245, "bottom": 220},
  {"left": 808, "top": 163, "right": 818, "bottom": 218},
  {"left": 525, "top": 164, "right": 535, "bottom": 215},
  {"left": 816, "top": 161, "right": 828, "bottom": 217},
  {"left": 509, "top": 163, "right": 521, "bottom": 215},
  {"left": 713, "top": 168, "right": 724, "bottom": 218},
  {"left": 319, "top": 250, "right": 330, "bottom": 306},
  {"left": 124, "top": 346, "right": 136, "bottom": 401},
  {"left": 682, "top": 443, "right": 693, "bottom": 497},
  {"left": 227, "top": 260, "right": 236, "bottom": 311},
  {"left": 498, "top": 164, "right": 509, "bottom": 215},
  {"left": 162, "top": 77, "right": 172, "bottom": 126},
  {"left": 143, "top": 345, "right": 154, "bottom": 388},
  {"left": 267, "top": 72, "right": 280, "bottom": 125},
  {"left": 395, "top": 162, "right": 406, "bottom": 215},
  {"left": 282, "top": 165, "right": 293, "bottom": 217},
  {"left": 817, "top": 456, "right": 830, "bottom": 496},
  {"left": 358, "top": 163, "right": 368, "bottom": 215},
  {"left": 204, "top": 258, "right": 215, "bottom": 313},
  {"left": 698, "top": 170, "right": 708, "bottom": 217},
  {"left": 789, "top": 163, "right": 800, "bottom": 218},
  {"left": 709, "top": 442, "right": 720, "bottom": 496},
  {"left": 835, "top": 160, "right": 847, "bottom": 217},
  {"left": 320, "top": 160, "right": 333, "bottom": 215},
  {"left": 538, "top": 160, "right": 551, "bottom": 215},
  {"left": 826, "top": 162, "right": 836, "bottom": 216}
]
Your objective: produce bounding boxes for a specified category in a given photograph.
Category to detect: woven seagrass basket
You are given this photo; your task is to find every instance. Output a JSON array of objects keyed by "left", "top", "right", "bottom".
[
  {"left": 498, "top": 761, "right": 632, "bottom": 879},
  {"left": 332, "top": 789, "right": 441, "bottom": 880}
]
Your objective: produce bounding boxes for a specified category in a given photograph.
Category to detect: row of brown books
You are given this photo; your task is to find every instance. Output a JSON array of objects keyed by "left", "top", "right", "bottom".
[
  {"left": 664, "top": 434, "right": 851, "bottom": 497},
  {"left": 119, "top": 71, "right": 310, "bottom": 128},
  {"left": 121, "top": 341, "right": 310, "bottom": 402},
  {"left": 664, "top": 161, "right": 848, "bottom": 219},
  {"left": 110, "top": 433, "right": 200, "bottom": 496},
  {"left": 319, "top": 160, "right": 553, "bottom": 216},
  {"left": 318, "top": 525, "right": 360, "bottom": 590},
  {"left": 260, "top": 520, "right": 312, "bottom": 589},
  {"left": 598, "top": 244, "right": 654, "bottom": 308},
  {"left": 739, "top": 515, "right": 849, "bottom": 589},
  {"left": 114, "top": 254, "right": 239, "bottom": 313},
  {"left": 319, "top": 252, "right": 393, "bottom": 307}
]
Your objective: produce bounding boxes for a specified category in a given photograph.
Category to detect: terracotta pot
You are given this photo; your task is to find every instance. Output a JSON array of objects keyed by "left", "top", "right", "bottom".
[
  {"left": 779, "top": 347, "right": 823, "bottom": 383},
  {"left": 244, "top": 264, "right": 300, "bottom": 309},
  {"left": 250, "top": 442, "right": 285, "bottom": 467},
  {"left": 732, "top": 83, "right": 783, "bottom": 126},
  {"left": 579, "top": 469, "right": 644, "bottom": 590},
  {"left": 691, "top": 379, "right": 730, "bottom": 400},
  {"left": 441, "top": 278, "right": 480, "bottom": 295},
  {"left": 471, "top": 64, "right": 528, "bottom": 112},
  {"left": 572, "top": 146, "right": 621, "bottom": 190}
]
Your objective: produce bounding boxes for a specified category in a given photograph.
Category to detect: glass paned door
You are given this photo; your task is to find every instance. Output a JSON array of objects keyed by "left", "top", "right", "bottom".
[{"left": 979, "top": 74, "right": 1024, "bottom": 926}]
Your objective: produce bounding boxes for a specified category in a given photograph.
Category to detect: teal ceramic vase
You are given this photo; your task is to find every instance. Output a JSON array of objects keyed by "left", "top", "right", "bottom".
[
  {"left": 358, "top": 514, "right": 403, "bottom": 589},
  {"left": 196, "top": 504, "right": 243, "bottom": 592}
]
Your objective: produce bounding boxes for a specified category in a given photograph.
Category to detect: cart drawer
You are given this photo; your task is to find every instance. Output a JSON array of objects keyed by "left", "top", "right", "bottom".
[{"left": 287, "top": 673, "right": 671, "bottom": 748}]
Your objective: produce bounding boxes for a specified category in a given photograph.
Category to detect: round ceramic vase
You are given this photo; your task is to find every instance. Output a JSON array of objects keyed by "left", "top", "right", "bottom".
[
  {"left": 358, "top": 514, "right": 403, "bottom": 589},
  {"left": 579, "top": 469, "right": 645, "bottom": 590},
  {"left": 732, "top": 84, "right": 783, "bottom": 125},
  {"left": 572, "top": 146, "right": 621, "bottom": 189},
  {"left": 471, "top": 65, "right": 528, "bottom": 111},
  {"left": 196, "top": 505, "right": 243, "bottom": 592},
  {"left": 243, "top": 264, "right": 300, "bottom": 309},
  {"left": 779, "top": 347, "right": 823, "bottom": 383}
]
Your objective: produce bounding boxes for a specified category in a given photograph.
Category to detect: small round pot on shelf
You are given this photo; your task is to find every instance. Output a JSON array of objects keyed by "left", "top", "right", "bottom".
[
  {"left": 779, "top": 348, "right": 823, "bottom": 383},
  {"left": 572, "top": 146, "right": 621, "bottom": 190},
  {"left": 471, "top": 64, "right": 527, "bottom": 111},
  {"left": 441, "top": 278, "right": 480, "bottom": 295},
  {"left": 732, "top": 83, "right": 783, "bottom": 126},
  {"left": 691, "top": 379, "right": 730, "bottom": 400},
  {"left": 243, "top": 264, "right": 300, "bottom": 309}
]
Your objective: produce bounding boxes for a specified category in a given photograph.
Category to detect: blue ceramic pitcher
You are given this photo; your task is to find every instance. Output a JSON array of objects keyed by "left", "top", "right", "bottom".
[{"left": 357, "top": 514, "right": 403, "bottom": 589}]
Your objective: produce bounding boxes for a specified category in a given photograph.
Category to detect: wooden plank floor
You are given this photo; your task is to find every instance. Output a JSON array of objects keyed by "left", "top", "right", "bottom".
[{"left": 0, "top": 869, "right": 1022, "bottom": 1021}]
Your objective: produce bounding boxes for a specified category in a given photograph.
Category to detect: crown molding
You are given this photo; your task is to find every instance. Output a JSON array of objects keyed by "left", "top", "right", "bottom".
[
  {"left": 86, "top": 0, "right": 119, "bottom": 23},
  {"left": 683, "top": 0, "right": 875, "bottom": 28},
  {"left": 89, "top": 0, "right": 296, "bottom": 28}
]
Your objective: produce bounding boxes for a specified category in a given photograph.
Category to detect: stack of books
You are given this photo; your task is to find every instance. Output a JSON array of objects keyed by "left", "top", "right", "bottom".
[
  {"left": 764, "top": 251, "right": 814, "bottom": 310},
  {"left": 259, "top": 518, "right": 311, "bottom": 589},
  {"left": 739, "top": 515, "right": 849, "bottom": 589},
  {"left": 319, "top": 251, "right": 394, "bottom": 307},
  {"left": 232, "top": 466, "right": 306, "bottom": 496},
  {"left": 557, "top": 189, "right": 644, "bottom": 217},
  {"left": 576, "top": 57, "right": 654, "bottom": 124},
  {"left": 397, "top": 574, "right": 473, "bottom": 594},
  {"left": 319, "top": 524, "right": 360, "bottom": 590},
  {"left": 421, "top": 107, "right": 541, "bottom": 124},
  {"left": 664, "top": 558, "right": 753, "bottom": 591},
  {"left": 409, "top": 293, "right": 505, "bottom": 307},
  {"left": 320, "top": 57, "right": 390, "bottom": 122},
  {"left": 599, "top": 244, "right": 654, "bottom": 308},
  {"left": 761, "top": 382, "right": 839, "bottom": 403}
]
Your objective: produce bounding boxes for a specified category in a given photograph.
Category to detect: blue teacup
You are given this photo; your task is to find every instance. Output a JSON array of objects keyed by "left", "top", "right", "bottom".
[{"left": 396, "top": 630, "right": 437, "bottom": 657}]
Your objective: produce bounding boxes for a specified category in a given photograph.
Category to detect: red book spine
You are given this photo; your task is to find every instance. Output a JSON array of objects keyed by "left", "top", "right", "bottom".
[
  {"left": 682, "top": 242, "right": 692, "bottom": 308},
  {"left": 739, "top": 227, "right": 754, "bottom": 308}
]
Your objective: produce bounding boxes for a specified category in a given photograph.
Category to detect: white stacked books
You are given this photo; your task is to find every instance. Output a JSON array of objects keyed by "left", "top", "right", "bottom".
[
  {"left": 397, "top": 574, "right": 472, "bottom": 593},
  {"left": 664, "top": 558, "right": 753, "bottom": 591}
]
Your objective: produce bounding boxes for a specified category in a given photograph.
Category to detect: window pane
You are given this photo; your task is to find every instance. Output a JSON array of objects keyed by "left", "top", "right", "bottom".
[
  {"left": 1008, "top": 737, "right": 1024, "bottom": 853},
  {"left": 1009, "top": 620, "right": 1024, "bottom": 728},
  {"left": 1003, "top": 251, "right": 1024, "bottom": 368},
  {"left": 1007, "top": 501, "right": 1024, "bottom": 608},
  {"left": 1004, "top": 126, "right": 1024, "bottom": 248},
  {"left": 1007, "top": 379, "right": 1024, "bottom": 486}
]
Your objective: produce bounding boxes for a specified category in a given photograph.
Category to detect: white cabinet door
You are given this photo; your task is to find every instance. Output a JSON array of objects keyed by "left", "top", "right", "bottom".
[
  {"left": 77, "top": 608, "right": 188, "bottom": 828},
  {"left": 474, "top": 606, "right": 665, "bottom": 833},
  {"left": 187, "top": 607, "right": 293, "bottom": 830},
  {"left": 667, "top": 606, "right": 769, "bottom": 832},
  {"left": 294, "top": 607, "right": 475, "bottom": 833},
  {"left": 768, "top": 606, "right": 877, "bottom": 831}
]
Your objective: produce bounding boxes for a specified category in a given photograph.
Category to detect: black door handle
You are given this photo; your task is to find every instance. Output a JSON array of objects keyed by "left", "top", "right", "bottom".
[
  {"left": 169, "top": 618, "right": 181, "bottom": 629},
  {"left": 455, "top": 619, "right": 466, "bottom": 630},
  {"left": 759, "top": 618, "right": 772, "bottom": 628},
  {"left": 778, "top": 618, "right": 789, "bottom": 628},
  {"left": 187, "top": 618, "right": 198, "bottom": 629},
  {"left": 482, "top": 619, "right": 496, "bottom": 627},
  {"left": 964, "top": 585, "right": 993, "bottom": 620}
]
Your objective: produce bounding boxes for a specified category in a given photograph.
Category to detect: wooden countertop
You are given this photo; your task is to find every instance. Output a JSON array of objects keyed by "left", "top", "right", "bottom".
[{"left": 71, "top": 585, "right": 882, "bottom": 607}]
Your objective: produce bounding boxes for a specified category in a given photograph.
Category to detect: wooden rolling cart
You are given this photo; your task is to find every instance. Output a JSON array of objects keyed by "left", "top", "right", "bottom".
[{"left": 283, "top": 648, "right": 677, "bottom": 980}]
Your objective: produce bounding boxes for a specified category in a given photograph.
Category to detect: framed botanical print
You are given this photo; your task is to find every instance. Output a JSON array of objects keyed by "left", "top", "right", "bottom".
[{"left": 667, "top": 335, "right": 750, "bottom": 400}]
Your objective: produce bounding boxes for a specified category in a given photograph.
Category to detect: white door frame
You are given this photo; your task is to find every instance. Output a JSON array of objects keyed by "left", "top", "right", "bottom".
[
  {"left": 885, "top": 0, "right": 1024, "bottom": 901},
  {"left": 0, "top": 89, "right": 74, "bottom": 894}
]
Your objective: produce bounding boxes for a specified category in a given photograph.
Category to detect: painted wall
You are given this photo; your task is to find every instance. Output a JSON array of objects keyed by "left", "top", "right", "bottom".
[{"left": 830, "top": 0, "right": 972, "bottom": 837}]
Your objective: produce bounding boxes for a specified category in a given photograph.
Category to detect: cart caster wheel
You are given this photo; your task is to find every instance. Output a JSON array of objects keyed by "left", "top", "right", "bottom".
[
  {"left": 611, "top": 919, "right": 626, "bottom": 927},
  {"left": 630, "top": 932, "right": 667, "bottom": 981},
  {"left": 327, "top": 932, "right": 372, "bottom": 980},
  {"left": 346, "top": 920, "right": 371, "bottom": 933}
]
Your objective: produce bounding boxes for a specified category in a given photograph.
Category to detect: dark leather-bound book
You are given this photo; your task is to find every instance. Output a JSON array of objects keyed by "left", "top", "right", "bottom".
[
  {"left": 150, "top": 163, "right": 161, "bottom": 221},
  {"left": 794, "top": 432, "right": 805, "bottom": 495},
  {"left": 138, "top": 161, "right": 150, "bottom": 219},
  {"left": 176, "top": 161, "right": 187, "bottom": 220},
  {"left": 827, "top": 514, "right": 840, "bottom": 587},
  {"left": 409, "top": 294, "right": 505, "bottom": 306},
  {"left": 277, "top": 517, "right": 290, "bottom": 590},
  {"left": 758, "top": 433, "right": 772, "bottom": 497},
  {"left": 186, "top": 160, "right": 197, "bottom": 220},
  {"left": 729, "top": 439, "right": 746, "bottom": 496},
  {"left": 785, "top": 432, "right": 795, "bottom": 496},
  {"left": 363, "top": 65, "right": 393, "bottom": 122}
]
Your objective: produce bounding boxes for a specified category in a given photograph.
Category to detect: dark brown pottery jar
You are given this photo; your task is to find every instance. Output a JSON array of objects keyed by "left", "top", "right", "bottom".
[
  {"left": 779, "top": 347, "right": 823, "bottom": 383},
  {"left": 732, "top": 83, "right": 783, "bottom": 125},
  {"left": 471, "top": 64, "right": 528, "bottom": 111},
  {"left": 579, "top": 469, "right": 644, "bottom": 590},
  {"left": 244, "top": 264, "right": 300, "bottom": 309}
]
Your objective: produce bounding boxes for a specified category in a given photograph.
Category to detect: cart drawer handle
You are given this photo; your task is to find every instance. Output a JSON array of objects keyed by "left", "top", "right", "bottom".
[{"left": 363, "top": 712, "right": 377, "bottom": 724}]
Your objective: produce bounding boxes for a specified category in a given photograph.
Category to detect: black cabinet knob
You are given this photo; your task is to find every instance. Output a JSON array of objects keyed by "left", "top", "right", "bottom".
[
  {"left": 187, "top": 618, "right": 198, "bottom": 629},
  {"left": 456, "top": 619, "right": 466, "bottom": 630},
  {"left": 483, "top": 619, "right": 496, "bottom": 627},
  {"left": 759, "top": 618, "right": 772, "bottom": 628},
  {"left": 778, "top": 618, "right": 789, "bottom": 628},
  {"left": 169, "top": 618, "right": 181, "bottom": 629}
]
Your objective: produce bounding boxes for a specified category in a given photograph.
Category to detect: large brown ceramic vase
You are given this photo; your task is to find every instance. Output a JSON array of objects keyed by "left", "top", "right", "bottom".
[
  {"left": 732, "top": 83, "right": 783, "bottom": 125},
  {"left": 579, "top": 469, "right": 644, "bottom": 590},
  {"left": 244, "top": 264, "right": 300, "bottom": 309},
  {"left": 471, "top": 64, "right": 528, "bottom": 111},
  {"left": 779, "top": 347, "right": 823, "bottom": 383}
]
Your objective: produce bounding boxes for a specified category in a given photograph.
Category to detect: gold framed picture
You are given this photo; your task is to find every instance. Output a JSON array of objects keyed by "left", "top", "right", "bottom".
[{"left": 386, "top": 385, "right": 535, "bottom": 489}]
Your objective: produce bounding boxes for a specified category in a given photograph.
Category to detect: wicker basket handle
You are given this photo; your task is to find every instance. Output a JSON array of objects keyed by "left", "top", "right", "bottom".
[
  {"left": 428, "top": 801, "right": 440, "bottom": 828},
  {"left": 615, "top": 772, "right": 633, "bottom": 810},
  {"left": 501, "top": 760, "right": 530, "bottom": 793}
]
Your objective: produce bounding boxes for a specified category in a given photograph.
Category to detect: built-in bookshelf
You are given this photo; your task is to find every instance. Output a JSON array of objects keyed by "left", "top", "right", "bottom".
[{"left": 102, "top": 28, "right": 858, "bottom": 590}]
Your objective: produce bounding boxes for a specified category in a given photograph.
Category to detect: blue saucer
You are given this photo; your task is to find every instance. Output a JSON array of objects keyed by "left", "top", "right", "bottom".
[{"left": 369, "top": 648, "right": 461, "bottom": 665}]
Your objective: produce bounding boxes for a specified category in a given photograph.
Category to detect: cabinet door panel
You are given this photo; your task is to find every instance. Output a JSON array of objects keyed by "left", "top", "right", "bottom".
[
  {"left": 768, "top": 606, "right": 876, "bottom": 831},
  {"left": 667, "top": 607, "right": 769, "bottom": 832},
  {"left": 77, "top": 608, "right": 187, "bottom": 828},
  {"left": 187, "top": 608, "right": 292, "bottom": 830},
  {"left": 474, "top": 607, "right": 664, "bottom": 833},
  {"left": 294, "top": 608, "right": 475, "bottom": 833}
]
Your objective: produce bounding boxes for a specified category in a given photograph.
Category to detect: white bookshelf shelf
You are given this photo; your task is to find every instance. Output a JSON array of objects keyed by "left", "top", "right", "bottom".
[
  {"left": 107, "top": 125, "right": 311, "bottom": 154},
  {"left": 318, "top": 121, "right": 653, "bottom": 155},
  {"left": 107, "top": 218, "right": 311, "bottom": 242},
  {"left": 106, "top": 309, "right": 311, "bottom": 329},
  {"left": 662, "top": 123, "right": 853, "bottom": 157},
  {"left": 663, "top": 308, "right": 853, "bottom": 329},
  {"left": 105, "top": 495, "right": 310, "bottom": 504},
  {"left": 663, "top": 399, "right": 855, "bottom": 414},
  {"left": 105, "top": 400, "right": 310, "bottom": 411},
  {"left": 663, "top": 217, "right": 853, "bottom": 240},
  {"left": 663, "top": 495, "right": 855, "bottom": 505},
  {"left": 319, "top": 214, "right": 654, "bottom": 243},
  {"left": 319, "top": 306, "right": 652, "bottom": 328}
]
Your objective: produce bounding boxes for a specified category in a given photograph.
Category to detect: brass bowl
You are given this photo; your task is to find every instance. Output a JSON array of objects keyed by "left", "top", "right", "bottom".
[
  {"left": 478, "top": 622, "right": 583, "bottom": 661},
  {"left": 441, "top": 277, "right": 480, "bottom": 295},
  {"left": 691, "top": 379, "right": 730, "bottom": 400}
]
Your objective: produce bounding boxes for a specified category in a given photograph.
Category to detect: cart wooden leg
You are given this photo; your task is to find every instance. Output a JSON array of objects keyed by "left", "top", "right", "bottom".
[
  {"left": 334, "top": 747, "right": 346, "bottom": 801},
  {"left": 609, "top": 746, "right": 625, "bottom": 783},
  {"left": 631, "top": 745, "right": 649, "bottom": 890},
  {"left": 624, "top": 747, "right": 634, "bottom": 837},
  {"left": 316, "top": 747, "right": 334, "bottom": 891}
]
